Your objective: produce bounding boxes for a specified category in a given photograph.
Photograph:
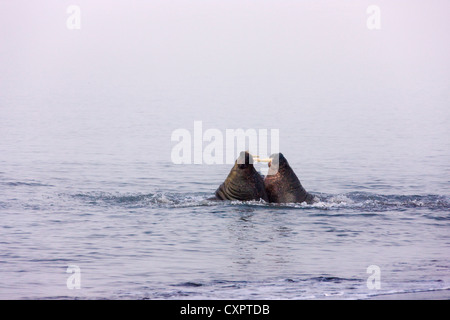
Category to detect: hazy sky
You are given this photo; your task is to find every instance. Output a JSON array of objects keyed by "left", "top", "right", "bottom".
[
  {"left": 1, "top": 0, "right": 449, "bottom": 143},
  {"left": 1, "top": 0, "right": 449, "bottom": 90},
  {"left": 0, "top": 0, "right": 449, "bottom": 191}
]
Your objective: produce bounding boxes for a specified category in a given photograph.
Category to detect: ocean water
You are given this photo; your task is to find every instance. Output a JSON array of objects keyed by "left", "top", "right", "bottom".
[{"left": 1, "top": 1, "right": 449, "bottom": 300}]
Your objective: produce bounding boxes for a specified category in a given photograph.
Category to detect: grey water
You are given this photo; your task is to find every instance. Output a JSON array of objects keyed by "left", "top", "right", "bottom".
[{"left": 1, "top": 1, "right": 449, "bottom": 299}]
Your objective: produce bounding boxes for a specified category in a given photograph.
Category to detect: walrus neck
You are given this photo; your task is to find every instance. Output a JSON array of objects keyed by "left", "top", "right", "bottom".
[
  {"left": 267, "top": 164, "right": 288, "bottom": 177},
  {"left": 270, "top": 166, "right": 302, "bottom": 188},
  {"left": 229, "top": 167, "right": 255, "bottom": 180}
]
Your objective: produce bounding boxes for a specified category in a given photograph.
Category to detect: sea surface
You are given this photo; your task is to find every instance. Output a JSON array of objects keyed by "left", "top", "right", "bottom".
[{"left": 1, "top": 1, "right": 449, "bottom": 300}]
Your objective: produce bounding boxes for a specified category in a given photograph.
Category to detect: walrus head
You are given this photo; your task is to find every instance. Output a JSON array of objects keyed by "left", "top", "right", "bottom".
[
  {"left": 266, "top": 153, "right": 286, "bottom": 175},
  {"left": 236, "top": 150, "right": 253, "bottom": 168},
  {"left": 214, "top": 151, "right": 269, "bottom": 201},
  {"left": 264, "top": 153, "right": 315, "bottom": 204}
]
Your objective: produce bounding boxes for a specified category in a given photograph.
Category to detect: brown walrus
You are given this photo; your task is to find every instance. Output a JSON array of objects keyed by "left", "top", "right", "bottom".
[
  {"left": 263, "top": 153, "right": 315, "bottom": 204},
  {"left": 213, "top": 151, "right": 269, "bottom": 202}
]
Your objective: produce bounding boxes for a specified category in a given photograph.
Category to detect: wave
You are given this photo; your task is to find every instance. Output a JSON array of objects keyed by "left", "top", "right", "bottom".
[
  {"left": 34, "top": 285, "right": 450, "bottom": 300},
  {"left": 112, "top": 276, "right": 450, "bottom": 300},
  {"left": 69, "top": 191, "right": 450, "bottom": 213},
  {"left": 70, "top": 191, "right": 215, "bottom": 209},
  {"left": 310, "top": 192, "right": 450, "bottom": 212},
  {"left": 362, "top": 287, "right": 450, "bottom": 300},
  {"left": 2, "top": 181, "right": 54, "bottom": 187}
]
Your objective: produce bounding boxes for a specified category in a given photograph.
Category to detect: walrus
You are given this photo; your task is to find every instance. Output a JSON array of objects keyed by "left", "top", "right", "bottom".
[
  {"left": 213, "top": 151, "right": 269, "bottom": 202},
  {"left": 263, "top": 153, "right": 315, "bottom": 204}
]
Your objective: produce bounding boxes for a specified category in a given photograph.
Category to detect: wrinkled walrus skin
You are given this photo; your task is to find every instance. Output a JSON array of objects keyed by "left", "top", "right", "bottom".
[
  {"left": 264, "top": 153, "right": 315, "bottom": 204},
  {"left": 213, "top": 151, "right": 269, "bottom": 202}
]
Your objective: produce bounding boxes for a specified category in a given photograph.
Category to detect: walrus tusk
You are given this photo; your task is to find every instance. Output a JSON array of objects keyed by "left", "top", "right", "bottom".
[{"left": 253, "top": 157, "right": 271, "bottom": 163}]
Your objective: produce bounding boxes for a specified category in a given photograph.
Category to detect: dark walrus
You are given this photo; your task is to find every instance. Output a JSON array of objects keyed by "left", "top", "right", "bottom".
[
  {"left": 264, "top": 153, "right": 315, "bottom": 204},
  {"left": 213, "top": 151, "right": 269, "bottom": 202}
]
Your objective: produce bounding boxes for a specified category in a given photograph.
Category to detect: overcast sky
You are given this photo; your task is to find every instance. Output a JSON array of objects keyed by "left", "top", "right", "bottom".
[{"left": 1, "top": 0, "right": 449, "bottom": 91}]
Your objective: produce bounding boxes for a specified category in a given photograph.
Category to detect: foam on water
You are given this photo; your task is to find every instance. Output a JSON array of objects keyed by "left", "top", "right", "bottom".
[{"left": 70, "top": 191, "right": 450, "bottom": 213}]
